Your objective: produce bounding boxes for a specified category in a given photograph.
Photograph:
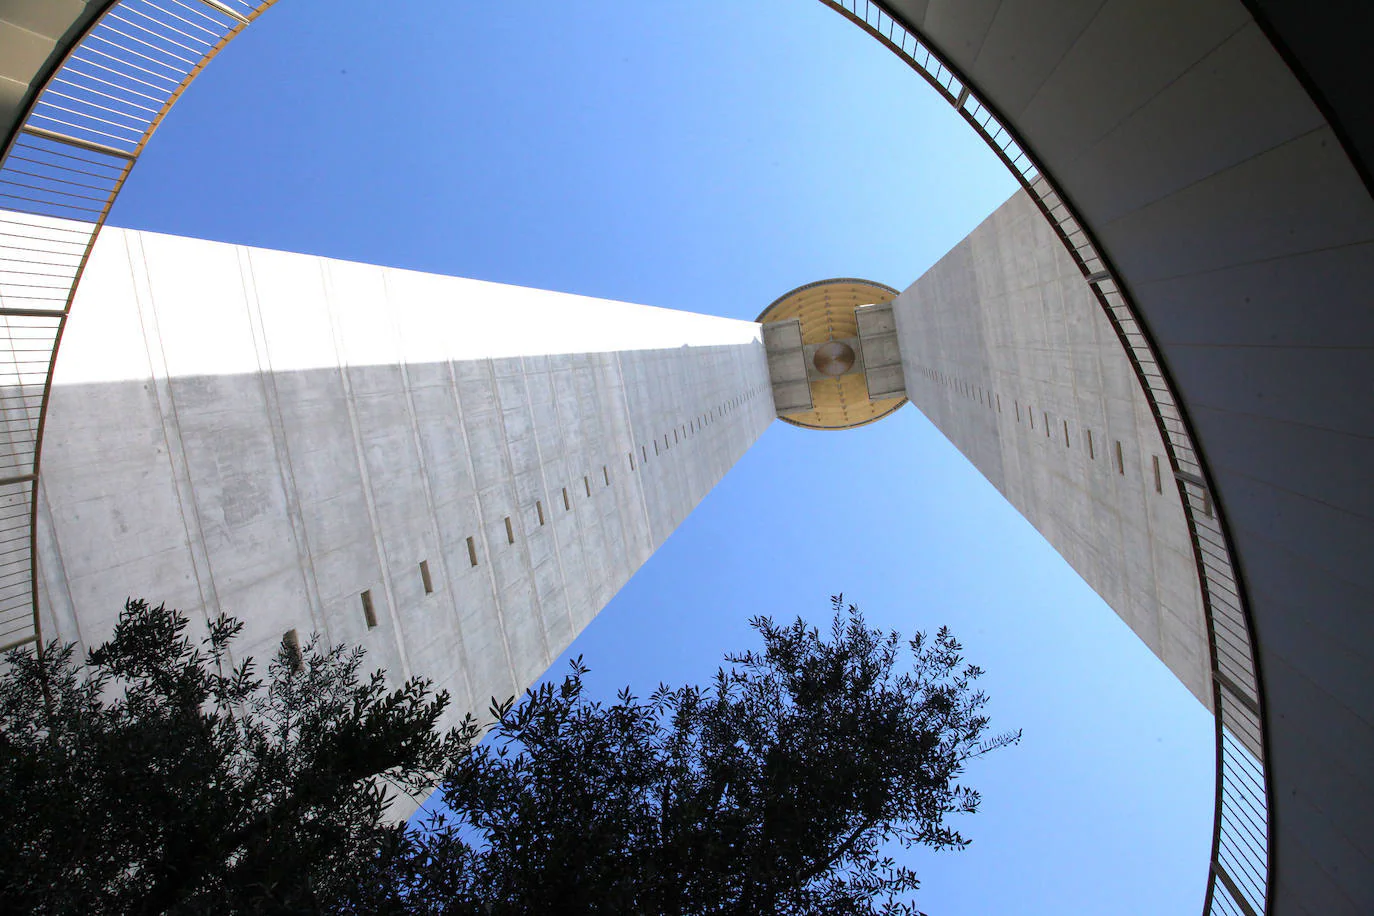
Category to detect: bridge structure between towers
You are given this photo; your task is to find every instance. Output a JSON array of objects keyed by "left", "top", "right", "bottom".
[{"left": 2, "top": 2, "right": 1371, "bottom": 914}]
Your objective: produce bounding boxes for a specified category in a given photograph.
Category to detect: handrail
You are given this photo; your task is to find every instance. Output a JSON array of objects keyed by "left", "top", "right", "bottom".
[
  {"left": 0, "top": 0, "right": 279, "bottom": 652},
  {"left": 813, "top": 3, "right": 1271, "bottom": 915}
]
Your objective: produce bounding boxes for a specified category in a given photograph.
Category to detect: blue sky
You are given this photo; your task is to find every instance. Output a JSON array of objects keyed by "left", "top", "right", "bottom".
[{"left": 109, "top": 1, "right": 1214, "bottom": 912}]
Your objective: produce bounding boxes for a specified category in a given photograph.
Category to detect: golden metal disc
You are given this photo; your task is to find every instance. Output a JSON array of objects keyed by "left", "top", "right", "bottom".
[{"left": 757, "top": 278, "right": 906, "bottom": 430}]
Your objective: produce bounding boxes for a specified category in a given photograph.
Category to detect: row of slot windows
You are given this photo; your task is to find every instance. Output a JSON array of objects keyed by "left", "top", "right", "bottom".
[
  {"left": 635, "top": 385, "right": 761, "bottom": 467},
  {"left": 348, "top": 384, "right": 763, "bottom": 631},
  {"left": 915, "top": 365, "right": 1208, "bottom": 511}
]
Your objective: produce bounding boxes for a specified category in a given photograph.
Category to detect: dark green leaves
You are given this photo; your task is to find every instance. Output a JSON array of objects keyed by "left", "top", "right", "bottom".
[
  {"left": 394, "top": 594, "right": 1019, "bottom": 916},
  {"left": 0, "top": 595, "right": 1016, "bottom": 915},
  {"left": 0, "top": 598, "right": 471, "bottom": 916}
]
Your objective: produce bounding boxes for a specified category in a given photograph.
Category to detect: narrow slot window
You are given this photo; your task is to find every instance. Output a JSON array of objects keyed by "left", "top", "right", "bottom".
[
  {"left": 996, "top": 394, "right": 1001, "bottom": 413},
  {"left": 1087, "top": 429, "right": 1095, "bottom": 460},
  {"left": 563, "top": 487, "right": 571, "bottom": 510},
  {"left": 642, "top": 445, "right": 648, "bottom": 463},
  {"left": 466, "top": 536, "right": 479, "bottom": 567},
  {"left": 629, "top": 451, "right": 636, "bottom": 471},
  {"left": 603, "top": 466, "right": 610, "bottom": 486},
  {"left": 1044, "top": 412, "right": 1050, "bottom": 436},
  {"left": 420, "top": 560, "right": 434, "bottom": 594},
  {"left": 504, "top": 516, "right": 515, "bottom": 544},
  {"left": 654, "top": 440, "right": 659, "bottom": 456},
  {"left": 584, "top": 476, "right": 591, "bottom": 497},
  {"left": 674, "top": 429, "right": 679, "bottom": 443},
  {"left": 361, "top": 590, "right": 377, "bottom": 629},
  {"left": 1015, "top": 400, "right": 1020, "bottom": 421},
  {"left": 537, "top": 500, "right": 546, "bottom": 525},
  {"left": 282, "top": 629, "right": 303, "bottom": 672},
  {"left": 1029, "top": 407, "right": 1034, "bottom": 429},
  {"left": 1115, "top": 441, "right": 1125, "bottom": 475},
  {"left": 1063, "top": 420, "right": 1070, "bottom": 447},
  {"left": 1153, "top": 455, "right": 1162, "bottom": 494}
]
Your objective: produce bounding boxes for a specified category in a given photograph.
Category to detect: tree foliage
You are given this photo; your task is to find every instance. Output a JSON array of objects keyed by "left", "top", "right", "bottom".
[
  {"left": 0, "top": 598, "right": 463, "bottom": 915},
  {"left": 379, "top": 595, "right": 1019, "bottom": 915},
  {"left": 0, "top": 596, "right": 1016, "bottom": 915}
]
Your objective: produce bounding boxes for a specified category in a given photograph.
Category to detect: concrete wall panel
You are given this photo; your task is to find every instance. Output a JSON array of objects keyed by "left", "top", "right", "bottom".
[
  {"left": 36, "top": 227, "right": 774, "bottom": 775},
  {"left": 894, "top": 190, "right": 1211, "bottom": 707}
]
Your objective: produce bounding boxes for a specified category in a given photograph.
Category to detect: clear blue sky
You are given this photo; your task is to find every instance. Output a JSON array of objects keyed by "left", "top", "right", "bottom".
[{"left": 109, "top": 1, "right": 1214, "bottom": 912}]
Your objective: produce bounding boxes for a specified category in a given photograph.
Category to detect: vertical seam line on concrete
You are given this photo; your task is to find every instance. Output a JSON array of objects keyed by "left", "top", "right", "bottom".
[
  {"left": 381, "top": 268, "right": 478, "bottom": 710},
  {"left": 125, "top": 229, "right": 222, "bottom": 630},
  {"left": 316, "top": 258, "right": 411, "bottom": 680},
  {"left": 33, "top": 474, "right": 81, "bottom": 647},
  {"left": 588, "top": 354, "right": 632, "bottom": 598},
  {"left": 485, "top": 357, "right": 552, "bottom": 666},
  {"left": 237, "top": 246, "right": 328, "bottom": 642},
  {"left": 613, "top": 350, "right": 657, "bottom": 556},
  {"left": 548, "top": 355, "right": 597, "bottom": 621},
  {"left": 551, "top": 358, "right": 592, "bottom": 604},
  {"left": 442, "top": 353, "right": 519, "bottom": 699},
  {"left": 517, "top": 354, "right": 578, "bottom": 647},
  {"left": 582, "top": 354, "right": 616, "bottom": 609}
]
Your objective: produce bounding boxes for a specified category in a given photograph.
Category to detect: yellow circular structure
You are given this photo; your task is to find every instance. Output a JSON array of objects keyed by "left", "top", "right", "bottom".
[{"left": 757, "top": 279, "right": 906, "bottom": 430}]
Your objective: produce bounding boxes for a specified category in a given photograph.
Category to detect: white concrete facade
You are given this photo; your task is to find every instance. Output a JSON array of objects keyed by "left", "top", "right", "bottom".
[
  {"left": 35, "top": 225, "right": 773, "bottom": 728},
  {"left": 893, "top": 190, "right": 1211, "bottom": 708}
]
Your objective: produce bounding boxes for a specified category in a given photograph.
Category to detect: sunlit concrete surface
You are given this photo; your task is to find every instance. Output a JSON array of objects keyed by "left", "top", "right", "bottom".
[
  {"left": 35, "top": 225, "right": 773, "bottom": 733},
  {"left": 894, "top": 190, "right": 1210, "bottom": 710}
]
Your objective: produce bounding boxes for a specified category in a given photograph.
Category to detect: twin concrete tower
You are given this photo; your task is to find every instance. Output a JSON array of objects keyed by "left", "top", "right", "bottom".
[{"left": 35, "top": 189, "right": 1210, "bottom": 758}]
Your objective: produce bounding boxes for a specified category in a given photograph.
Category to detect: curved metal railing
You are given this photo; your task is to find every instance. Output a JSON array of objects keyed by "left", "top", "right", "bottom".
[
  {"left": 814, "top": 3, "right": 1271, "bottom": 914},
  {"left": 0, "top": 0, "right": 278, "bottom": 652}
]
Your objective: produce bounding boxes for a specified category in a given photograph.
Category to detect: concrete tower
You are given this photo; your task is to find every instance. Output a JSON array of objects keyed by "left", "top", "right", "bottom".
[
  {"left": 36, "top": 197, "right": 1211, "bottom": 757},
  {"left": 756, "top": 239, "right": 1209, "bottom": 711},
  {"left": 34, "top": 221, "right": 773, "bottom": 732}
]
